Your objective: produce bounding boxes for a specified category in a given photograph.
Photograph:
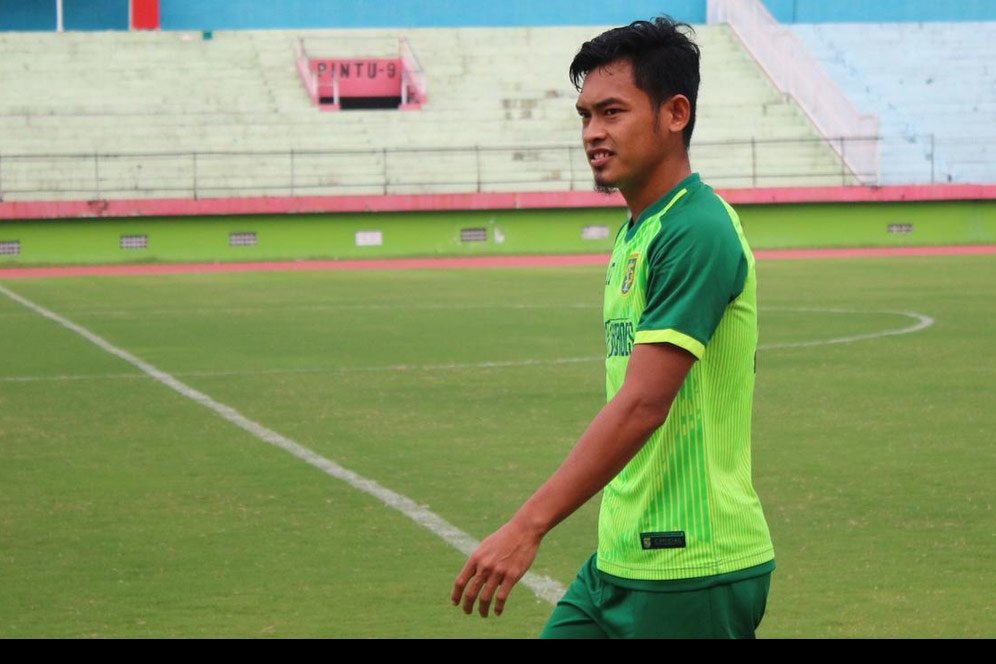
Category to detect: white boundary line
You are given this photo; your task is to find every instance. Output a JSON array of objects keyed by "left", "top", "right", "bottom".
[
  {"left": 0, "top": 357, "right": 601, "bottom": 383},
  {"left": 0, "top": 309, "right": 935, "bottom": 384},
  {"left": 0, "top": 302, "right": 597, "bottom": 319},
  {"left": 758, "top": 308, "right": 935, "bottom": 349},
  {"left": 0, "top": 283, "right": 567, "bottom": 606}
]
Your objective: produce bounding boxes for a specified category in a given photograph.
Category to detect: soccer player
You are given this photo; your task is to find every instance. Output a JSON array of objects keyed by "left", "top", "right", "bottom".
[{"left": 451, "top": 16, "right": 775, "bottom": 638}]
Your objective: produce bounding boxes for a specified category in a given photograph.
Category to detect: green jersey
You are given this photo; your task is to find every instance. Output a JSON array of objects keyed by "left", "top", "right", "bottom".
[{"left": 598, "top": 173, "right": 774, "bottom": 581}]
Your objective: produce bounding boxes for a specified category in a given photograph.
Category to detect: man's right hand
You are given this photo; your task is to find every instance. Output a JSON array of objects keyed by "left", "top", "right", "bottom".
[{"left": 451, "top": 520, "right": 542, "bottom": 618}]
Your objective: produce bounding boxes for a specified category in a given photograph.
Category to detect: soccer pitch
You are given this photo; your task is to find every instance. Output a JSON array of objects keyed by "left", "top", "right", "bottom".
[{"left": 0, "top": 255, "right": 993, "bottom": 638}]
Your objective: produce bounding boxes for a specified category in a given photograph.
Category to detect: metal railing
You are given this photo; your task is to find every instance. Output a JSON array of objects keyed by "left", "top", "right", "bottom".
[
  {"left": 708, "top": 0, "right": 880, "bottom": 182},
  {"left": 0, "top": 135, "right": 986, "bottom": 202},
  {"left": 294, "top": 35, "right": 427, "bottom": 108},
  {"left": 399, "top": 37, "right": 427, "bottom": 105}
]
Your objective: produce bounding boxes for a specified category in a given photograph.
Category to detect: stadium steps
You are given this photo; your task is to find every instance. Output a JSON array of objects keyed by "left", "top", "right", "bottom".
[
  {"left": 792, "top": 21, "right": 996, "bottom": 184},
  {"left": 0, "top": 25, "right": 851, "bottom": 199}
]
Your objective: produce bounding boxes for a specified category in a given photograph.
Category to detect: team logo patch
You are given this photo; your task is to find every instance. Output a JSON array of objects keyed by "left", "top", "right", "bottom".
[
  {"left": 640, "top": 531, "right": 687, "bottom": 550},
  {"left": 621, "top": 253, "right": 639, "bottom": 295}
]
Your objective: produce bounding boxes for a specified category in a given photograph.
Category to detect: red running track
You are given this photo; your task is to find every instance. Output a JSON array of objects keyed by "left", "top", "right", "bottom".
[{"left": 0, "top": 245, "right": 994, "bottom": 279}]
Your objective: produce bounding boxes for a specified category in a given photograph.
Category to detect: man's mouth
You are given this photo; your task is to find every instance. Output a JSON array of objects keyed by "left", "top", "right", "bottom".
[{"left": 588, "top": 150, "right": 613, "bottom": 168}]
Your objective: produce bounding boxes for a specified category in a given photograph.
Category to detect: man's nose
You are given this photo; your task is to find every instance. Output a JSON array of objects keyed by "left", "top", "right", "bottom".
[{"left": 583, "top": 117, "right": 606, "bottom": 145}]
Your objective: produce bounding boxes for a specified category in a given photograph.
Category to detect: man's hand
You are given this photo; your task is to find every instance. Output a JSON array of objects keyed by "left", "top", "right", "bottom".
[
  {"left": 451, "top": 344, "right": 694, "bottom": 620},
  {"left": 451, "top": 519, "right": 542, "bottom": 617}
]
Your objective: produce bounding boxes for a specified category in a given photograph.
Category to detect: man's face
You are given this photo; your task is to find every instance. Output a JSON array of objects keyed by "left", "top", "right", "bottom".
[{"left": 576, "top": 59, "right": 669, "bottom": 195}]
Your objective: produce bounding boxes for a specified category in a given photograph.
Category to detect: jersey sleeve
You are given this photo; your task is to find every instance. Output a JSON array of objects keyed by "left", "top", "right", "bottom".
[{"left": 634, "top": 211, "right": 748, "bottom": 359}]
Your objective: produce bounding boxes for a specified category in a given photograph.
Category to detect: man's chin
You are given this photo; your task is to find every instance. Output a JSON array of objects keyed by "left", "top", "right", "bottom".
[{"left": 593, "top": 177, "right": 617, "bottom": 195}]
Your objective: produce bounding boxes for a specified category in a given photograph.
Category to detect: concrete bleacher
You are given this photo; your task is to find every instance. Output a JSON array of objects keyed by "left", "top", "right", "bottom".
[
  {"left": 0, "top": 26, "right": 848, "bottom": 200},
  {"left": 793, "top": 21, "right": 996, "bottom": 184}
]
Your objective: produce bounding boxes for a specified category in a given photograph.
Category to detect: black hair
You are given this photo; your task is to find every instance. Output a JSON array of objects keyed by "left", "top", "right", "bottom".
[{"left": 569, "top": 16, "right": 701, "bottom": 148}]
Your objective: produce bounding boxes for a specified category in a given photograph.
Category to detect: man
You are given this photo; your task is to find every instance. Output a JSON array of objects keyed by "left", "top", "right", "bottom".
[{"left": 451, "top": 16, "right": 775, "bottom": 638}]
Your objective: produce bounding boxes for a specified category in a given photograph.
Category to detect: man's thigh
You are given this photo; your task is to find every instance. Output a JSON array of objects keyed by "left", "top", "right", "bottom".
[{"left": 541, "top": 555, "right": 772, "bottom": 639}]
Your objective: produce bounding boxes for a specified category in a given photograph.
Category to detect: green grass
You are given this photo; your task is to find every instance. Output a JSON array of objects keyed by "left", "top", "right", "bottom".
[{"left": 0, "top": 256, "right": 994, "bottom": 637}]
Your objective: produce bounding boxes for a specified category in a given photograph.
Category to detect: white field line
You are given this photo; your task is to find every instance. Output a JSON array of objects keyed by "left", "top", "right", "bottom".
[
  {"left": 0, "top": 356, "right": 602, "bottom": 383},
  {"left": 0, "top": 302, "right": 598, "bottom": 319},
  {"left": 758, "top": 308, "right": 935, "bottom": 349},
  {"left": 0, "top": 283, "right": 567, "bottom": 606},
  {"left": 0, "top": 309, "right": 935, "bottom": 384}
]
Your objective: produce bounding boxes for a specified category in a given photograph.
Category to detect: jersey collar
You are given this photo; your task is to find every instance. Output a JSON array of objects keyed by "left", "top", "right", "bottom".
[{"left": 626, "top": 172, "right": 702, "bottom": 240}]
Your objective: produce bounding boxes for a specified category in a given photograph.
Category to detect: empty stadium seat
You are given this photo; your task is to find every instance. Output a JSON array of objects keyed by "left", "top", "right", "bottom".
[
  {"left": 793, "top": 21, "right": 996, "bottom": 184},
  {"left": 0, "top": 26, "right": 850, "bottom": 200}
]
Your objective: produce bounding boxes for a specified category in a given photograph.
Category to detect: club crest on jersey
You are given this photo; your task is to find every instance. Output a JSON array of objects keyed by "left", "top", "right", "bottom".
[{"left": 621, "top": 253, "right": 639, "bottom": 296}]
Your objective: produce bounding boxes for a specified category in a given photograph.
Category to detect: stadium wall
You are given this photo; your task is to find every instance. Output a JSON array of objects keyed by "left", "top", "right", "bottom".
[
  {"left": 761, "top": 0, "right": 996, "bottom": 24},
  {"left": 4, "top": 1, "right": 995, "bottom": 31},
  {"left": 1, "top": 200, "right": 994, "bottom": 266},
  {"left": 159, "top": 1, "right": 706, "bottom": 29},
  {"left": 0, "top": 0, "right": 127, "bottom": 31}
]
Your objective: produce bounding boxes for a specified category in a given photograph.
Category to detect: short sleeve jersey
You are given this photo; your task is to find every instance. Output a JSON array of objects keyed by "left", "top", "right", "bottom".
[{"left": 599, "top": 173, "right": 774, "bottom": 581}]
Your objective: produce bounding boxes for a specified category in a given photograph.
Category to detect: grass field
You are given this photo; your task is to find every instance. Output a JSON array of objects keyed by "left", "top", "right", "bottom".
[{"left": 0, "top": 255, "right": 994, "bottom": 638}]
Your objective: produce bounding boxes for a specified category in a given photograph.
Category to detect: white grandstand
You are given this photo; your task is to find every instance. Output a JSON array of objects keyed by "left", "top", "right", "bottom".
[{"left": 0, "top": 26, "right": 851, "bottom": 200}]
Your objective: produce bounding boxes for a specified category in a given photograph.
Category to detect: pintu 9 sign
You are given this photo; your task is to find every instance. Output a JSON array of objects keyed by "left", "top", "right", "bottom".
[
  {"left": 311, "top": 57, "right": 403, "bottom": 98},
  {"left": 311, "top": 58, "right": 404, "bottom": 99},
  {"left": 314, "top": 60, "right": 400, "bottom": 80}
]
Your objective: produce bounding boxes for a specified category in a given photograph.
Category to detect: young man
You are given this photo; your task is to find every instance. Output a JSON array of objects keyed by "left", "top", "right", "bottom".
[{"left": 451, "top": 17, "right": 775, "bottom": 638}]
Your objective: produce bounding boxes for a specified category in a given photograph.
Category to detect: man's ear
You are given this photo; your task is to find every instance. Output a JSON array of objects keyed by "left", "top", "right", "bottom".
[{"left": 660, "top": 95, "right": 691, "bottom": 136}]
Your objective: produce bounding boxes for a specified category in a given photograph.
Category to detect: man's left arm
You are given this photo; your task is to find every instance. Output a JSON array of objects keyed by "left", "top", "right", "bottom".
[{"left": 451, "top": 341, "right": 695, "bottom": 618}]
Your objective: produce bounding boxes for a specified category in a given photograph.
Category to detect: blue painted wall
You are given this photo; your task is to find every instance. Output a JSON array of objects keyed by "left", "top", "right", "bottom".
[
  {"left": 765, "top": 0, "right": 996, "bottom": 23},
  {"left": 0, "top": 0, "right": 56, "bottom": 31},
  {"left": 1, "top": 0, "right": 128, "bottom": 31},
  {"left": 64, "top": 0, "right": 128, "bottom": 31},
  {"left": 158, "top": 0, "right": 705, "bottom": 30},
  {"left": 3, "top": 0, "right": 996, "bottom": 32}
]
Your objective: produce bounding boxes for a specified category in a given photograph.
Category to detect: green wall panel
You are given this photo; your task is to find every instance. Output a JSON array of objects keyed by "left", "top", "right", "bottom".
[{"left": 1, "top": 200, "right": 994, "bottom": 266}]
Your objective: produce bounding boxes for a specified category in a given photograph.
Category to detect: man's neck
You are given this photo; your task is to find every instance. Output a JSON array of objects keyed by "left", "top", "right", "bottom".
[{"left": 625, "top": 157, "right": 693, "bottom": 223}]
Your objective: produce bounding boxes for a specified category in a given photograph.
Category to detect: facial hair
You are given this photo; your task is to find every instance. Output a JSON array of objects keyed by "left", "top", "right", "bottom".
[{"left": 593, "top": 172, "right": 616, "bottom": 194}]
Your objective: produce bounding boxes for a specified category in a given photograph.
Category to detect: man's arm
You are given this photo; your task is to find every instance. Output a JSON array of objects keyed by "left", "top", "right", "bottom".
[{"left": 451, "top": 342, "right": 696, "bottom": 617}]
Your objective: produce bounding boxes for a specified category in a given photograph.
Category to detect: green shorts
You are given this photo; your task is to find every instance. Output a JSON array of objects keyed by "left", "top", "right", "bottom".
[{"left": 541, "top": 554, "right": 774, "bottom": 639}]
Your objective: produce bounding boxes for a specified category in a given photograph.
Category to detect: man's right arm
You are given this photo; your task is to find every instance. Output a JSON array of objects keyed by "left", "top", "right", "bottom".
[{"left": 451, "top": 341, "right": 695, "bottom": 618}]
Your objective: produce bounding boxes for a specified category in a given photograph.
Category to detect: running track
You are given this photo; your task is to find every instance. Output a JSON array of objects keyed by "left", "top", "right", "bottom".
[{"left": 0, "top": 245, "right": 994, "bottom": 279}]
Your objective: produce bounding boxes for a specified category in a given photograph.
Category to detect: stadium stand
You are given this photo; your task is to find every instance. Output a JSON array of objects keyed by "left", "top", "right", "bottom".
[
  {"left": 793, "top": 21, "right": 996, "bottom": 184},
  {"left": 0, "top": 25, "right": 849, "bottom": 201}
]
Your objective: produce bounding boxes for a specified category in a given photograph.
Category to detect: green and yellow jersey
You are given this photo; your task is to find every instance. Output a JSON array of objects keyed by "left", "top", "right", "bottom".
[{"left": 598, "top": 173, "right": 774, "bottom": 582}]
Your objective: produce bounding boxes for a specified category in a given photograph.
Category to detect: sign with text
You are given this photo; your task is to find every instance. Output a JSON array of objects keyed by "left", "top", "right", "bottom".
[{"left": 310, "top": 58, "right": 402, "bottom": 98}]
